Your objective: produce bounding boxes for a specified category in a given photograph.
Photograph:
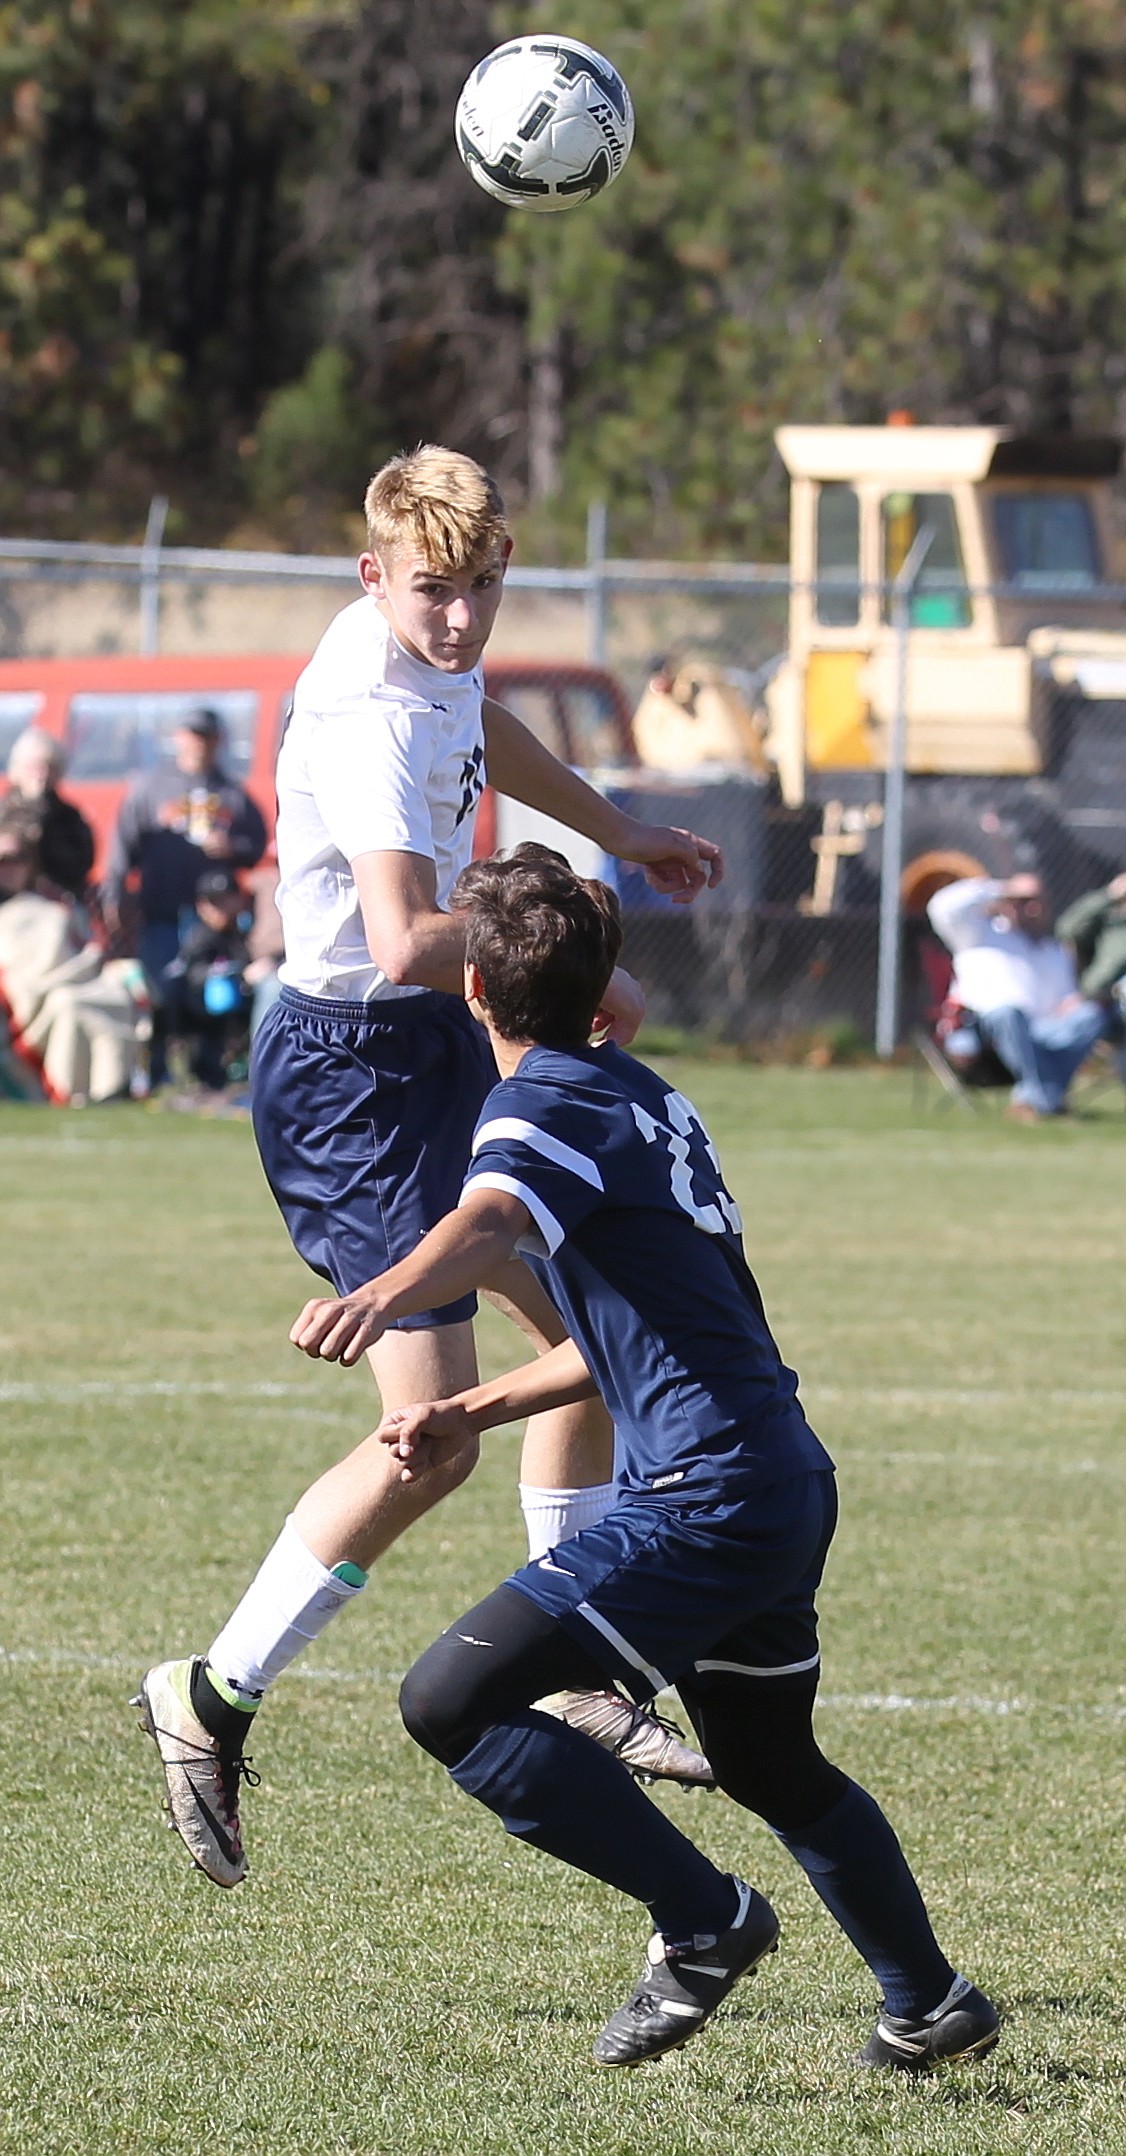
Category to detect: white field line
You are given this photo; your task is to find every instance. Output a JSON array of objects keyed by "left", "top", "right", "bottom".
[
  {"left": 2, "top": 1377, "right": 1124, "bottom": 1410},
  {"left": 811, "top": 1385, "right": 1126, "bottom": 1409},
  {"left": 3, "top": 1380, "right": 1123, "bottom": 1480},
  {"left": 4, "top": 1643, "right": 1124, "bottom": 1722},
  {"left": 6, "top": 1380, "right": 1122, "bottom": 1472},
  {"left": 817, "top": 1692, "right": 1126, "bottom": 1722},
  {"left": 841, "top": 1451, "right": 1120, "bottom": 1474},
  {"left": 0, "top": 1379, "right": 313, "bottom": 1401}
]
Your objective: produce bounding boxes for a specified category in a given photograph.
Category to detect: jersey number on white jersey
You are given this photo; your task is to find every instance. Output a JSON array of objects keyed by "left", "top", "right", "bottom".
[{"left": 454, "top": 743, "right": 486, "bottom": 829}]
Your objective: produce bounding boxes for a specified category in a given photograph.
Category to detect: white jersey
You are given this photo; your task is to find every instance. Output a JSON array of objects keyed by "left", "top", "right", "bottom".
[
  {"left": 275, "top": 597, "right": 486, "bottom": 1001},
  {"left": 927, "top": 877, "right": 1076, "bottom": 1021}
]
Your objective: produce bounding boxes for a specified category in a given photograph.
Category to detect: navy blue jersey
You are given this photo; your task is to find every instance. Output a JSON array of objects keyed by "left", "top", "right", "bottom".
[{"left": 462, "top": 1043, "right": 832, "bottom": 1500}]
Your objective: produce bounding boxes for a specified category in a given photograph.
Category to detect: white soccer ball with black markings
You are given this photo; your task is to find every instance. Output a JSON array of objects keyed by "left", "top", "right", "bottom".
[{"left": 455, "top": 35, "right": 634, "bottom": 214}]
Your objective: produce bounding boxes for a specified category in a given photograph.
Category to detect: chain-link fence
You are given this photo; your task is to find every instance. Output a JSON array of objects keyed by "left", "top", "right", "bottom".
[
  {"left": 494, "top": 580, "right": 1126, "bottom": 1056},
  {"left": 2, "top": 532, "right": 1126, "bottom": 1056}
]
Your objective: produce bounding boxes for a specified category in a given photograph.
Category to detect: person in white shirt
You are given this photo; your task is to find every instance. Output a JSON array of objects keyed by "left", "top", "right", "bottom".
[
  {"left": 136, "top": 446, "right": 724, "bottom": 1884},
  {"left": 927, "top": 873, "right": 1109, "bottom": 1120}
]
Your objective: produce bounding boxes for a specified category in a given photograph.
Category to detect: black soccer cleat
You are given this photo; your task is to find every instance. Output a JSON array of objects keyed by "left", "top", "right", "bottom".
[
  {"left": 857, "top": 1976, "right": 1000, "bottom": 2071},
  {"left": 593, "top": 1877, "right": 779, "bottom": 2067}
]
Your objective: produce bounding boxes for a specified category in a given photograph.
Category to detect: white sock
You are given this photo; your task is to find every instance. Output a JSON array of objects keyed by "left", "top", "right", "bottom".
[
  {"left": 519, "top": 1481, "right": 615, "bottom": 1561},
  {"left": 205, "top": 1516, "right": 366, "bottom": 1704}
]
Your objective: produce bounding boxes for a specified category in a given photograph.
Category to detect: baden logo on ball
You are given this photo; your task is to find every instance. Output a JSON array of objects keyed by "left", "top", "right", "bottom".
[{"left": 455, "top": 35, "right": 635, "bottom": 213}]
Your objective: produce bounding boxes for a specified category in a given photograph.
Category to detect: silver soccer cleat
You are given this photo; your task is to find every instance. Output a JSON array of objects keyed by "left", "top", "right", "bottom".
[
  {"left": 131, "top": 1656, "right": 256, "bottom": 1888},
  {"left": 537, "top": 1689, "right": 715, "bottom": 1788}
]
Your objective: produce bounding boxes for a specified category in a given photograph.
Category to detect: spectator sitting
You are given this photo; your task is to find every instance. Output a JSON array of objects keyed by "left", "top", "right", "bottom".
[
  {"left": 101, "top": 706, "right": 266, "bottom": 1082},
  {"left": 1056, "top": 870, "right": 1126, "bottom": 1091},
  {"left": 161, "top": 866, "right": 251, "bottom": 1092},
  {"left": 5, "top": 727, "right": 95, "bottom": 900},
  {"left": 1056, "top": 871, "right": 1126, "bottom": 1003},
  {"left": 927, "top": 872, "right": 1109, "bottom": 1121},
  {"left": 0, "top": 804, "right": 147, "bottom": 1104}
]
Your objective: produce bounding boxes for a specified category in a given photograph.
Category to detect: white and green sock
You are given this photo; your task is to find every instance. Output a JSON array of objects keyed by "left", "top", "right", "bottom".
[{"left": 203, "top": 1514, "right": 367, "bottom": 1712}]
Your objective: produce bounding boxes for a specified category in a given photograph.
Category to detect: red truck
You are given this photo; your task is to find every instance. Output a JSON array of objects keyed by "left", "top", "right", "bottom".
[{"left": 0, "top": 652, "right": 637, "bottom": 875}]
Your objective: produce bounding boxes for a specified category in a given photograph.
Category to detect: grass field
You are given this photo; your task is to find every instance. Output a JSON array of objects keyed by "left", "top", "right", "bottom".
[{"left": 1, "top": 1065, "right": 1124, "bottom": 2156}]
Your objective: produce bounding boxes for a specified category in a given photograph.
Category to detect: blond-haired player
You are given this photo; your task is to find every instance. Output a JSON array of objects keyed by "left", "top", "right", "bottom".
[{"left": 135, "top": 447, "right": 724, "bottom": 1886}]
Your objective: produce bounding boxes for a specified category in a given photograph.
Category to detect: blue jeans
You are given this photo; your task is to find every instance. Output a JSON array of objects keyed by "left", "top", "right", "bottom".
[
  {"left": 978, "top": 1000, "right": 1110, "bottom": 1114},
  {"left": 138, "top": 918, "right": 181, "bottom": 990},
  {"left": 139, "top": 920, "right": 183, "bottom": 1087}
]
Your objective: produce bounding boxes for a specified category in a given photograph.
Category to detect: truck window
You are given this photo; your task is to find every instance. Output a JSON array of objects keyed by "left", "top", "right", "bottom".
[
  {"left": 0, "top": 692, "right": 45, "bottom": 768},
  {"left": 882, "top": 492, "right": 971, "bottom": 627},
  {"left": 491, "top": 684, "right": 567, "bottom": 761},
  {"left": 559, "top": 683, "right": 628, "bottom": 767},
  {"left": 815, "top": 484, "right": 861, "bottom": 626},
  {"left": 66, "top": 689, "right": 258, "bottom": 780},
  {"left": 992, "top": 492, "right": 1101, "bottom": 590}
]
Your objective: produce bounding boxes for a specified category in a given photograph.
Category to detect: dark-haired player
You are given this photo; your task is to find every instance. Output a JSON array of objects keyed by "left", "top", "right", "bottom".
[{"left": 290, "top": 844, "right": 1001, "bottom": 2074}]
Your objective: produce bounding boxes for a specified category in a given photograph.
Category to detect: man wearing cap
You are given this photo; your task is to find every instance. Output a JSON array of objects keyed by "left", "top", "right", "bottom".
[{"left": 103, "top": 710, "right": 266, "bottom": 1083}]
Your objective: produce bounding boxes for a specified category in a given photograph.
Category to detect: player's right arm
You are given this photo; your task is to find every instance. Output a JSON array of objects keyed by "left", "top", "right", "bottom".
[
  {"left": 375, "top": 1339, "right": 599, "bottom": 1483},
  {"left": 351, "top": 848, "right": 468, "bottom": 992},
  {"left": 352, "top": 846, "right": 647, "bottom": 1039}
]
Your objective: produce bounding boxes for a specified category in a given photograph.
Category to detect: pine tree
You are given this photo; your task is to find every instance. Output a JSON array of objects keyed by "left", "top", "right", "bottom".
[
  {"left": 498, "top": 0, "right": 1126, "bottom": 557},
  {"left": 0, "top": 0, "right": 318, "bottom": 533},
  {"left": 7, "top": 2, "right": 1126, "bottom": 551},
  {"left": 297, "top": 0, "right": 527, "bottom": 497}
]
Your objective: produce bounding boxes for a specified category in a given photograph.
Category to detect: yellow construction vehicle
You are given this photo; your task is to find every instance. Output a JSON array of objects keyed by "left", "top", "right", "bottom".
[{"left": 764, "top": 424, "right": 1126, "bottom": 913}]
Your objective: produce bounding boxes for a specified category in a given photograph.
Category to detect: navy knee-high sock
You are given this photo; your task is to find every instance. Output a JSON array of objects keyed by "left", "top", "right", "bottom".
[
  {"left": 774, "top": 1779, "right": 954, "bottom": 2016},
  {"left": 451, "top": 1709, "right": 738, "bottom": 1940}
]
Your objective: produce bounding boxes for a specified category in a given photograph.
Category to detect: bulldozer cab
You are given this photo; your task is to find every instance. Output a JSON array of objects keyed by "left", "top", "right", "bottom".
[{"left": 765, "top": 424, "right": 1123, "bottom": 806}]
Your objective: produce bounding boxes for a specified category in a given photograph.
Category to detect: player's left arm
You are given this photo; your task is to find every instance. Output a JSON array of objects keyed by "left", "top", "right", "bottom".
[
  {"left": 375, "top": 1338, "right": 599, "bottom": 1483},
  {"left": 482, "top": 696, "right": 724, "bottom": 903},
  {"left": 289, "top": 1187, "right": 531, "bottom": 1363}
]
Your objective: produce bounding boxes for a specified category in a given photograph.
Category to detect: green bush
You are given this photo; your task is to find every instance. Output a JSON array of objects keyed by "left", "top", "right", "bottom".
[{"left": 246, "top": 345, "right": 381, "bottom": 522}]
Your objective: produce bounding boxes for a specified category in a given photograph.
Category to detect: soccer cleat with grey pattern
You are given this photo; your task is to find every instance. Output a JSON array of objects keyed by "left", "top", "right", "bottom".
[
  {"left": 537, "top": 1688, "right": 715, "bottom": 1788},
  {"left": 131, "top": 1656, "right": 256, "bottom": 1888}
]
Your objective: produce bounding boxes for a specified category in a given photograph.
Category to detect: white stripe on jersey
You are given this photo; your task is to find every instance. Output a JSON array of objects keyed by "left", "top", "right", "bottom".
[
  {"left": 459, "top": 1171, "right": 565, "bottom": 1258},
  {"left": 471, "top": 1116, "right": 605, "bottom": 1190}
]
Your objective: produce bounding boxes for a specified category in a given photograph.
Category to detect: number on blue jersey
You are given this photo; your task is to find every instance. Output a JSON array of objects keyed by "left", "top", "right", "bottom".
[{"left": 630, "top": 1090, "right": 743, "bottom": 1237}]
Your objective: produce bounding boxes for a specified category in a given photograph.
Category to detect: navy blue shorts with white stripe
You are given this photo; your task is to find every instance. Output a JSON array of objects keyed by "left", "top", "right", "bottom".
[
  {"left": 251, "top": 985, "right": 497, "bottom": 1326},
  {"left": 507, "top": 1467, "right": 838, "bottom": 1701}
]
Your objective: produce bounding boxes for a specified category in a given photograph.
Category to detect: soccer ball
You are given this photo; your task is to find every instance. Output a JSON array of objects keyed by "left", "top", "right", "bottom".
[{"left": 455, "top": 35, "right": 635, "bottom": 214}]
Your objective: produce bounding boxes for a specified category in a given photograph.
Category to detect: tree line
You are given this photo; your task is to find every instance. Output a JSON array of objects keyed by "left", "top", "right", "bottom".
[{"left": 3, "top": 0, "right": 1126, "bottom": 559}]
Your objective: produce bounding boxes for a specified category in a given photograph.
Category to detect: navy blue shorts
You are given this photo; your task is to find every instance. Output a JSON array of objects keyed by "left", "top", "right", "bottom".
[
  {"left": 250, "top": 985, "right": 497, "bottom": 1327},
  {"left": 507, "top": 1468, "right": 838, "bottom": 1701}
]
